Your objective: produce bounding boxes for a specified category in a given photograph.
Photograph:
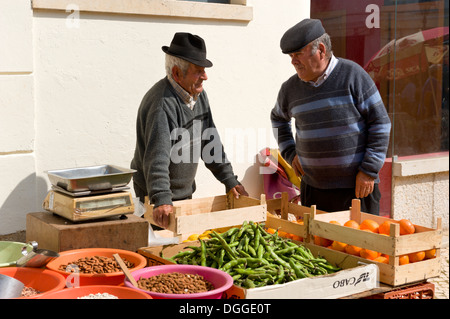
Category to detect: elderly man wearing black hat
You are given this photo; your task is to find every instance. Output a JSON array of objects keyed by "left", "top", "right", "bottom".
[
  {"left": 271, "top": 19, "right": 391, "bottom": 215},
  {"left": 131, "top": 32, "right": 248, "bottom": 228}
]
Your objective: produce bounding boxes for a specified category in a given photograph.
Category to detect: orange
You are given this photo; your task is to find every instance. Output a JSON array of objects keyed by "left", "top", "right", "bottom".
[
  {"left": 314, "top": 236, "right": 333, "bottom": 247},
  {"left": 399, "top": 255, "right": 409, "bottom": 265},
  {"left": 331, "top": 240, "right": 347, "bottom": 252},
  {"left": 313, "top": 235, "right": 321, "bottom": 245},
  {"left": 266, "top": 228, "right": 276, "bottom": 234},
  {"left": 373, "top": 256, "right": 389, "bottom": 264},
  {"left": 359, "top": 219, "right": 379, "bottom": 233},
  {"left": 425, "top": 248, "right": 436, "bottom": 259},
  {"left": 399, "top": 219, "right": 415, "bottom": 235},
  {"left": 345, "top": 245, "right": 362, "bottom": 256},
  {"left": 344, "top": 220, "right": 360, "bottom": 229},
  {"left": 360, "top": 248, "right": 380, "bottom": 260},
  {"left": 278, "top": 230, "right": 290, "bottom": 238},
  {"left": 296, "top": 220, "right": 304, "bottom": 225},
  {"left": 291, "top": 234, "right": 303, "bottom": 241},
  {"left": 329, "top": 220, "right": 341, "bottom": 225},
  {"left": 378, "top": 220, "right": 394, "bottom": 235},
  {"left": 408, "top": 251, "right": 425, "bottom": 263}
]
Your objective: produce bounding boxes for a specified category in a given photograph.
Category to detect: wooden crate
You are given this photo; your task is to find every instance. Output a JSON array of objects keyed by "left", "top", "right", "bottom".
[
  {"left": 307, "top": 199, "right": 443, "bottom": 286},
  {"left": 144, "top": 193, "right": 267, "bottom": 238},
  {"left": 265, "top": 192, "right": 327, "bottom": 242},
  {"left": 138, "top": 241, "right": 379, "bottom": 299}
]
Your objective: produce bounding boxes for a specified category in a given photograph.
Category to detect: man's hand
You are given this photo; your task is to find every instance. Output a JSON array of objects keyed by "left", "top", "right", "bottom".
[
  {"left": 230, "top": 184, "right": 249, "bottom": 199},
  {"left": 292, "top": 155, "right": 304, "bottom": 177},
  {"left": 355, "top": 171, "right": 375, "bottom": 198},
  {"left": 153, "top": 204, "right": 173, "bottom": 228}
]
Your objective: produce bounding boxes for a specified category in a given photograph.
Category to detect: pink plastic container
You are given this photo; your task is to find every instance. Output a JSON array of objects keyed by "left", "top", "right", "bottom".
[{"left": 124, "top": 265, "right": 233, "bottom": 299}]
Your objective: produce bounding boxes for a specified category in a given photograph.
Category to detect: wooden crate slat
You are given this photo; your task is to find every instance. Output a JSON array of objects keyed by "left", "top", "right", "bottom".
[
  {"left": 144, "top": 194, "right": 266, "bottom": 235},
  {"left": 265, "top": 214, "right": 308, "bottom": 239},
  {"left": 175, "top": 205, "right": 266, "bottom": 235}
]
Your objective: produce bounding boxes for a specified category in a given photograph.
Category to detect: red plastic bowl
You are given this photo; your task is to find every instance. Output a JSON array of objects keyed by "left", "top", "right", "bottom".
[
  {"left": 38, "top": 285, "right": 152, "bottom": 299},
  {"left": 46, "top": 248, "right": 147, "bottom": 286},
  {"left": 0, "top": 267, "right": 66, "bottom": 299},
  {"left": 124, "top": 265, "right": 233, "bottom": 299}
]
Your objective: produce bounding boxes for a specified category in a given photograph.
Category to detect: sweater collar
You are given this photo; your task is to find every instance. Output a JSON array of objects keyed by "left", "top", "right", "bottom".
[
  {"left": 305, "top": 54, "right": 339, "bottom": 87},
  {"left": 167, "top": 75, "right": 198, "bottom": 110}
]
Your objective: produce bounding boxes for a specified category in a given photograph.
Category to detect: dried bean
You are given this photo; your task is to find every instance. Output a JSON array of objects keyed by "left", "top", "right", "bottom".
[{"left": 137, "top": 272, "right": 214, "bottom": 294}]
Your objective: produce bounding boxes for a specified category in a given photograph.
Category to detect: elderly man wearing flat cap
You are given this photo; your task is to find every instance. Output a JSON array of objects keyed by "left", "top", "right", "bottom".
[
  {"left": 271, "top": 19, "right": 391, "bottom": 215},
  {"left": 131, "top": 32, "right": 248, "bottom": 228}
]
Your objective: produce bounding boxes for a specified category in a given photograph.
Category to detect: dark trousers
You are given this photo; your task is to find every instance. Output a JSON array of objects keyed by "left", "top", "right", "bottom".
[{"left": 300, "top": 181, "right": 381, "bottom": 215}]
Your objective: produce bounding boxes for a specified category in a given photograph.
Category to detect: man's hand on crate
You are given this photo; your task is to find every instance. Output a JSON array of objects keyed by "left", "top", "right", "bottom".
[
  {"left": 153, "top": 204, "right": 173, "bottom": 228},
  {"left": 230, "top": 184, "right": 249, "bottom": 199}
]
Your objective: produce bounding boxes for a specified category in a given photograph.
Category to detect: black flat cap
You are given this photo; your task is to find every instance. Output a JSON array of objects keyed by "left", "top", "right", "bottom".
[
  {"left": 162, "top": 32, "right": 213, "bottom": 67},
  {"left": 280, "top": 19, "right": 325, "bottom": 54}
]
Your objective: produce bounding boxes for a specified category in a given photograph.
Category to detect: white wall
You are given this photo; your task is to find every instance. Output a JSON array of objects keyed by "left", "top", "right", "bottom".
[
  {"left": 0, "top": 0, "right": 35, "bottom": 234},
  {"left": 1, "top": 0, "right": 309, "bottom": 234}
]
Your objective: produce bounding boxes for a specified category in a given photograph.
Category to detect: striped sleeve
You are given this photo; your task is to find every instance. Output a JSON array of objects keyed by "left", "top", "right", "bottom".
[
  {"left": 270, "top": 86, "right": 297, "bottom": 164},
  {"left": 355, "top": 78, "right": 391, "bottom": 178}
]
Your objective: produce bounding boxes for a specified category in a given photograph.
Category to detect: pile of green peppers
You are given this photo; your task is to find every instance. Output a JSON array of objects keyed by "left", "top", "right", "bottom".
[{"left": 165, "top": 221, "right": 341, "bottom": 289}]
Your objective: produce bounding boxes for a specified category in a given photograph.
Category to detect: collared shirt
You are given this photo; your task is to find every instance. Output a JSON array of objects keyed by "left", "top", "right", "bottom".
[
  {"left": 306, "top": 54, "right": 339, "bottom": 87},
  {"left": 167, "top": 75, "right": 197, "bottom": 110}
]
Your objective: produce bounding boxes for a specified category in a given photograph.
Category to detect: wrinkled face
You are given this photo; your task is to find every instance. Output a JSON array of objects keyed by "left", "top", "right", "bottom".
[
  {"left": 289, "top": 43, "right": 324, "bottom": 82},
  {"left": 177, "top": 63, "right": 208, "bottom": 96}
]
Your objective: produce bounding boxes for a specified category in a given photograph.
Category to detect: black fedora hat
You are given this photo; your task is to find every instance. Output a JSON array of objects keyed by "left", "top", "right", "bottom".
[{"left": 162, "top": 32, "right": 213, "bottom": 68}]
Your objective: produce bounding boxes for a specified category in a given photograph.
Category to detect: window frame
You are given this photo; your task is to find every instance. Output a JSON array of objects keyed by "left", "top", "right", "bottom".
[{"left": 32, "top": 0, "right": 253, "bottom": 22}]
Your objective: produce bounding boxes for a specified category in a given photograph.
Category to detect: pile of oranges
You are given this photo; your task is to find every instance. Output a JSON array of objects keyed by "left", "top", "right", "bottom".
[{"left": 313, "top": 218, "right": 437, "bottom": 265}]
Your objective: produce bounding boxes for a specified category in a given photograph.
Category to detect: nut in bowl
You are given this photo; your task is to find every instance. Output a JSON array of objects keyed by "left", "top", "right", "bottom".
[
  {"left": 124, "top": 265, "right": 233, "bottom": 299},
  {"left": 46, "top": 248, "right": 147, "bottom": 286}
]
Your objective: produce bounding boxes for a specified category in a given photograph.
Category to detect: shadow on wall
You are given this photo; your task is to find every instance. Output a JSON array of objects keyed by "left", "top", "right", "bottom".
[{"left": 0, "top": 174, "right": 48, "bottom": 235}]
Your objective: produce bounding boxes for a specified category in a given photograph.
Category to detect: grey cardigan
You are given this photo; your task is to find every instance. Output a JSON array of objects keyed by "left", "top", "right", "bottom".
[{"left": 131, "top": 77, "right": 239, "bottom": 207}]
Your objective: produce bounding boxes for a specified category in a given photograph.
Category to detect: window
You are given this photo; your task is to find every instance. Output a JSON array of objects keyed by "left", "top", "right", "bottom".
[{"left": 311, "top": 0, "right": 449, "bottom": 158}]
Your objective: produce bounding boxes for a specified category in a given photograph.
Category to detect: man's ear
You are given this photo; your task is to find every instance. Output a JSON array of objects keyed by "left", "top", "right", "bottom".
[
  {"left": 319, "top": 43, "right": 327, "bottom": 58},
  {"left": 172, "top": 66, "right": 182, "bottom": 83}
]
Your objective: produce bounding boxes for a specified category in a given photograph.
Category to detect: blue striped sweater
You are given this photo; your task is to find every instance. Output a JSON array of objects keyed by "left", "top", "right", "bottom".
[{"left": 271, "top": 58, "right": 391, "bottom": 189}]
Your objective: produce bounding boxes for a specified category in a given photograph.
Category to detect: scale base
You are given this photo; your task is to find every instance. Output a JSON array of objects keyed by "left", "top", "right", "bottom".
[{"left": 43, "top": 190, "right": 135, "bottom": 222}]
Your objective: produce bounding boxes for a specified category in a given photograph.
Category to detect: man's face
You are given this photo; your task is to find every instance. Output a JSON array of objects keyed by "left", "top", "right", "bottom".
[
  {"left": 289, "top": 43, "right": 323, "bottom": 82},
  {"left": 178, "top": 63, "right": 208, "bottom": 96}
]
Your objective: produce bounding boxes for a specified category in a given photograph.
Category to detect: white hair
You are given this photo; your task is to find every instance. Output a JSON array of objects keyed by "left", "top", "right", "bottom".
[
  {"left": 165, "top": 54, "right": 190, "bottom": 77},
  {"left": 311, "top": 33, "right": 333, "bottom": 59}
]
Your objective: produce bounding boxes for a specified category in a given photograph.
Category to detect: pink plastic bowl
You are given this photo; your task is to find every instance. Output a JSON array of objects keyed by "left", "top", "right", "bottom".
[{"left": 124, "top": 265, "right": 233, "bottom": 299}]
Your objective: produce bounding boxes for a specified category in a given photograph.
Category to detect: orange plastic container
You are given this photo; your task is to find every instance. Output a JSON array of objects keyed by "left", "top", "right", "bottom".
[
  {"left": 0, "top": 267, "right": 66, "bottom": 299},
  {"left": 46, "top": 248, "right": 147, "bottom": 286},
  {"left": 39, "top": 285, "right": 152, "bottom": 299}
]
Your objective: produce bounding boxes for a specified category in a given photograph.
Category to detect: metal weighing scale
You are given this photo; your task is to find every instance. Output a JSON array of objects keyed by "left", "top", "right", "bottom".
[{"left": 42, "top": 165, "right": 136, "bottom": 222}]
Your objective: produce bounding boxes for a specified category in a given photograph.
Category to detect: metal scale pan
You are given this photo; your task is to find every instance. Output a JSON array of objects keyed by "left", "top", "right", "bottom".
[
  {"left": 43, "top": 165, "right": 136, "bottom": 222},
  {"left": 46, "top": 164, "right": 136, "bottom": 193}
]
